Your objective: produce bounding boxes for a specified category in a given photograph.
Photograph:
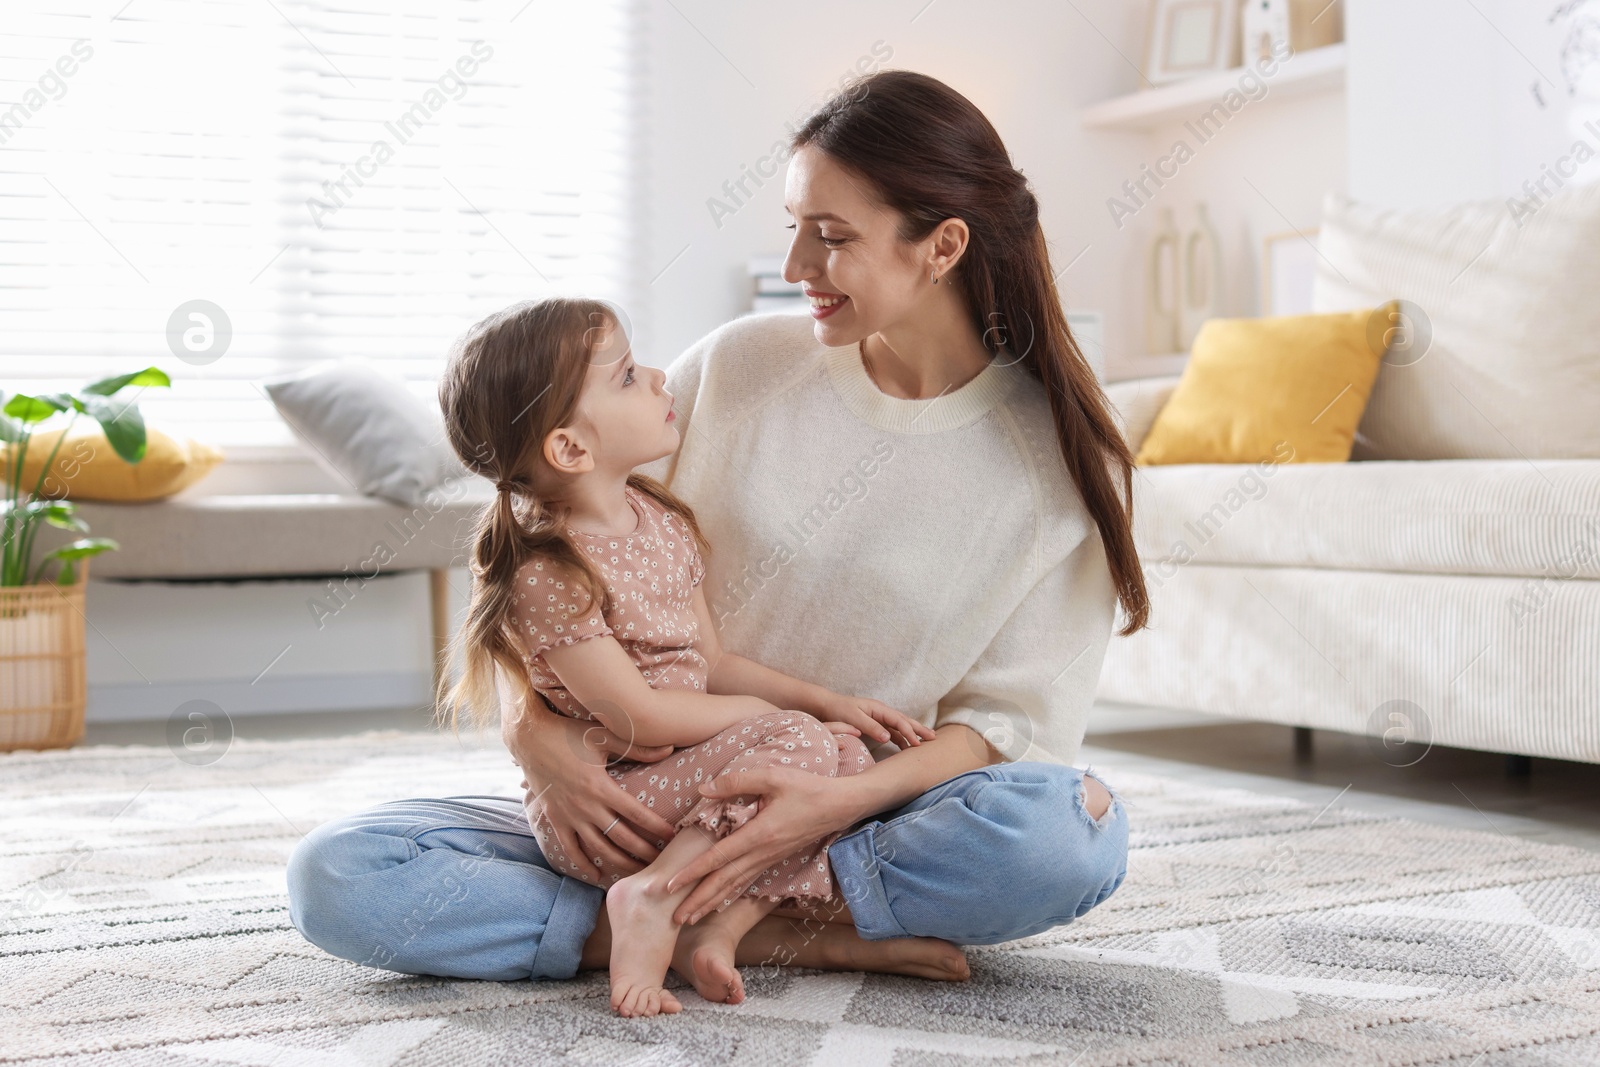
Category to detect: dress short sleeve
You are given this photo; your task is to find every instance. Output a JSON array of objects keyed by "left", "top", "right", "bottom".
[
  {"left": 510, "top": 556, "right": 613, "bottom": 660},
  {"left": 688, "top": 534, "right": 705, "bottom": 588}
]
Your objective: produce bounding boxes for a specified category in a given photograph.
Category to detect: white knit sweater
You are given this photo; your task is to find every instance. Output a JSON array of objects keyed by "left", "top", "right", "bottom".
[{"left": 637, "top": 313, "right": 1116, "bottom": 767}]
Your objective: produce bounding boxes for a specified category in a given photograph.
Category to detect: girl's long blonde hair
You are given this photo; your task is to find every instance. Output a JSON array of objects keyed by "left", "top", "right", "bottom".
[{"left": 434, "top": 296, "right": 709, "bottom": 732}]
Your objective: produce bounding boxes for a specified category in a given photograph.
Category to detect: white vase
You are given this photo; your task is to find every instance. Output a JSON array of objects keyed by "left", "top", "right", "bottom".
[
  {"left": 1179, "top": 203, "right": 1223, "bottom": 351},
  {"left": 1146, "top": 208, "right": 1182, "bottom": 355}
]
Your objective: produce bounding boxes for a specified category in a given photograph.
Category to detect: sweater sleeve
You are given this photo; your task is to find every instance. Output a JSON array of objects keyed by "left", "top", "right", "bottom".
[{"left": 932, "top": 530, "right": 1117, "bottom": 767}]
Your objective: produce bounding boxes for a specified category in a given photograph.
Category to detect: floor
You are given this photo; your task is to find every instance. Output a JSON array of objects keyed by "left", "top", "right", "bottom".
[
  {"left": 1081, "top": 703, "right": 1600, "bottom": 854},
  {"left": 25, "top": 721, "right": 1600, "bottom": 1065},
  {"left": 82, "top": 699, "right": 1600, "bottom": 855}
]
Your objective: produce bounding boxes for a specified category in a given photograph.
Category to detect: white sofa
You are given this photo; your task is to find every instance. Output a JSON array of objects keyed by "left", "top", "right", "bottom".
[
  {"left": 1100, "top": 376, "right": 1600, "bottom": 765},
  {"left": 1096, "top": 186, "right": 1600, "bottom": 767}
]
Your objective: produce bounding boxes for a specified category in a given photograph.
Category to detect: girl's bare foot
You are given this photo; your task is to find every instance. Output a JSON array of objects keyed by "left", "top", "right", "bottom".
[
  {"left": 605, "top": 873, "right": 685, "bottom": 1017},
  {"left": 671, "top": 910, "right": 748, "bottom": 1004}
]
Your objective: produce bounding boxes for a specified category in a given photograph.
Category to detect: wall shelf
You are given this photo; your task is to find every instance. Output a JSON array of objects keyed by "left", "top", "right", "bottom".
[{"left": 1081, "top": 44, "right": 1347, "bottom": 132}]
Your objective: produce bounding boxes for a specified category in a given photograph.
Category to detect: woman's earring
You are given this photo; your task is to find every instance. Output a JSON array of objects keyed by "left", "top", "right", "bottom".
[{"left": 931, "top": 271, "right": 939, "bottom": 285}]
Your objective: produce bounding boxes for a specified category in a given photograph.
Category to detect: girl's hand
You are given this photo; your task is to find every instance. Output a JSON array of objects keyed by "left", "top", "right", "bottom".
[
  {"left": 664, "top": 765, "right": 862, "bottom": 925},
  {"left": 814, "top": 692, "right": 936, "bottom": 750},
  {"left": 506, "top": 708, "right": 679, "bottom": 884}
]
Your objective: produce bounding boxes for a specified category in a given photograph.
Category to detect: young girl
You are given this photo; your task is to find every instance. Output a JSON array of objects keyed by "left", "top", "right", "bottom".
[{"left": 435, "top": 296, "right": 936, "bottom": 1018}]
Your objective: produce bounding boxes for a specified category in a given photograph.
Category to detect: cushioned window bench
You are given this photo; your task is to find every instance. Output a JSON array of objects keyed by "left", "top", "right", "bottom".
[{"left": 41, "top": 490, "right": 493, "bottom": 696}]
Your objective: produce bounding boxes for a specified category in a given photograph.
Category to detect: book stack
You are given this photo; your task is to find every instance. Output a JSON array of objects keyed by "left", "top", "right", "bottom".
[{"left": 746, "top": 256, "right": 810, "bottom": 315}]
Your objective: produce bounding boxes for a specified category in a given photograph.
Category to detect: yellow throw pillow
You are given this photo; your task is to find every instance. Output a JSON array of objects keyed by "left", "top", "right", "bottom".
[
  {"left": 1135, "top": 304, "right": 1395, "bottom": 466},
  {"left": 2, "top": 426, "right": 224, "bottom": 501}
]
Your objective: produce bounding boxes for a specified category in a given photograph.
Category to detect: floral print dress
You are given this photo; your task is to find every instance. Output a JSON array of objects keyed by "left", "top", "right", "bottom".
[{"left": 510, "top": 484, "right": 873, "bottom": 905}]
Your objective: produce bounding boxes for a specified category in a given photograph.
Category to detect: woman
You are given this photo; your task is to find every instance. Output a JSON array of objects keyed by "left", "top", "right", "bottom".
[{"left": 286, "top": 70, "right": 1147, "bottom": 984}]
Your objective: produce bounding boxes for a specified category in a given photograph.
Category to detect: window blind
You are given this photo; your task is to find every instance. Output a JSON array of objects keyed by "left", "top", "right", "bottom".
[{"left": 0, "top": 0, "right": 640, "bottom": 450}]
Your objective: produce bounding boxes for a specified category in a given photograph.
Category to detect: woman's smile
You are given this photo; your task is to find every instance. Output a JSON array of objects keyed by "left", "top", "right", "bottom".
[{"left": 805, "top": 286, "right": 849, "bottom": 319}]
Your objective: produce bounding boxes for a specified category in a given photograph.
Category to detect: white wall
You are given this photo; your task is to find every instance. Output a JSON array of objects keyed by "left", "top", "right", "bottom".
[
  {"left": 633, "top": 0, "right": 1600, "bottom": 363},
  {"left": 1107, "top": 81, "right": 1348, "bottom": 341},
  {"left": 635, "top": 0, "right": 1153, "bottom": 371},
  {"left": 1346, "top": 0, "right": 1600, "bottom": 209}
]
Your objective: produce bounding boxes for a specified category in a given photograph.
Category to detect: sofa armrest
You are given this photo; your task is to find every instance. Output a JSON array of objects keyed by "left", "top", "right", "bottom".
[{"left": 1104, "top": 374, "right": 1183, "bottom": 452}]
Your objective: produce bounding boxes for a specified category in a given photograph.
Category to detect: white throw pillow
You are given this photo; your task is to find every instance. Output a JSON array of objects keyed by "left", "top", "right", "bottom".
[
  {"left": 1311, "top": 184, "right": 1600, "bottom": 460},
  {"left": 264, "top": 359, "right": 472, "bottom": 507},
  {"left": 1103, "top": 374, "right": 1183, "bottom": 453}
]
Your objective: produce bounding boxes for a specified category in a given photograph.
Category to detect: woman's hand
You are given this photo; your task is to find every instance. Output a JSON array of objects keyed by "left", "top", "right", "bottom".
[
  {"left": 663, "top": 765, "right": 865, "bottom": 925},
  {"left": 813, "top": 692, "right": 936, "bottom": 750},
  {"left": 505, "top": 707, "right": 680, "bottom": 884}
]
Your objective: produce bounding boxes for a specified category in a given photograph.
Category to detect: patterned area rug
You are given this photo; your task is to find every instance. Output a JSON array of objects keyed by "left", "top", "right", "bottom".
[{"left": 3, "top": 729, "right": 1600, "bottom": 1066}]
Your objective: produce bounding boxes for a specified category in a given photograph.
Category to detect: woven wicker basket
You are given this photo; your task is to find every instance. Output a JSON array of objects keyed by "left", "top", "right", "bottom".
[{"left": 0, "top": 562, "right": 88, "bottom": 751}]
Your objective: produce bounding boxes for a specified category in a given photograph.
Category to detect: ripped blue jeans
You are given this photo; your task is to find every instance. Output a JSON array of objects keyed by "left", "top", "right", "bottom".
[{"left": 284, "top": 762, "right": 1128, "bottom": 982}]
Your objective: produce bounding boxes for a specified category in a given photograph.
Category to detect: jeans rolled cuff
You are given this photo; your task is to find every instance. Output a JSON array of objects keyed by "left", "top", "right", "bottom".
[
  {"left": 527, "top": 874, "right": 604, "bottom": 981},
  {"left": 827, "top": 824, "right": 908, "bottom": 942}
]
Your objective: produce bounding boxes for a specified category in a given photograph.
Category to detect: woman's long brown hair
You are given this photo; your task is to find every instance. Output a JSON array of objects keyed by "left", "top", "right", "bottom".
[
  {"left": 434, "top": 297, "right": 710, "bottom": 732},
  {"left": 793, "top": 71, "right": 1150, "bottom": 635}
]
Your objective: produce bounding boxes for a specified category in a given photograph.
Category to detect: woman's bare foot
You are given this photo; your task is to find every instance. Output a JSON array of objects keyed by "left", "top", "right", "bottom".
[
  {"left": 605, "top": 873, "right": 685, "bottom": 1017},
  {"left": 815, "top": 924, "right": 971, "bottom": 981},
  {"left": 728, "top": 913, "right": 970, "bottom": 982},
  {"left": 671, "top": 909, "right": 748, "bottom": 1004},
  {"left": 669, "top": 906, "right": 969, "bottom": 1004}
]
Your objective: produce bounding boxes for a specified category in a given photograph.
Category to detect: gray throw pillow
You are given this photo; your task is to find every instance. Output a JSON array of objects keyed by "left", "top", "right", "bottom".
[{"left": 263, "top": 358, "right": 473, "bottom": 507}]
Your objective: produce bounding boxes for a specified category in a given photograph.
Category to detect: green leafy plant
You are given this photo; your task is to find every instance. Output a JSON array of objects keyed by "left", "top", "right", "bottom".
[{"left": 1, "top": 368, "right": 171, "bottom": 587}]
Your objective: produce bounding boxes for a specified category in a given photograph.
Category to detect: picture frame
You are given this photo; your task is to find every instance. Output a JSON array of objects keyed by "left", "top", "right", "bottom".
[
  {"left": 1261, "top": 228, "right": 1320, "bottom": 317},
  {"left": 1145, "top": 0, "right": 1239, "bottom": 86}
]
